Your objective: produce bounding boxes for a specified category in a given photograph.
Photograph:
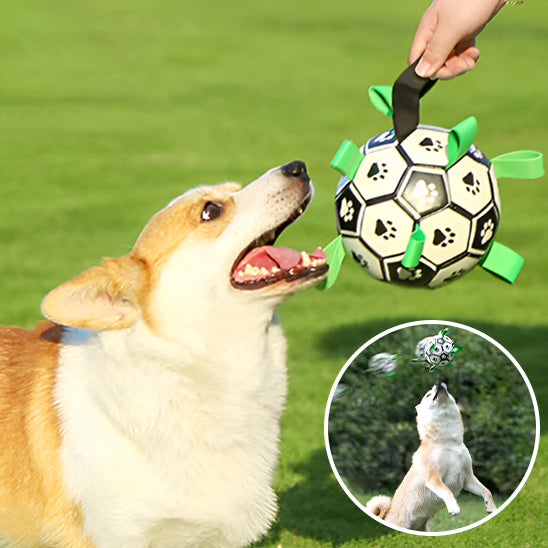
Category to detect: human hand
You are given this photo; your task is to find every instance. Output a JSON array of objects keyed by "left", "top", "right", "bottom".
[{"left": 409, "top": 0, "right": 507, "bottom": 79}]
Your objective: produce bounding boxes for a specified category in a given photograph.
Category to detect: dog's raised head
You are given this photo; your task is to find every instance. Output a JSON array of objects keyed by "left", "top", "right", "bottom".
[
  {"left": 415, "top": 382, "right": 464, "bottom": 443},
  {"left": 41, "top": 161, "right": 328, "bottom": 343}
]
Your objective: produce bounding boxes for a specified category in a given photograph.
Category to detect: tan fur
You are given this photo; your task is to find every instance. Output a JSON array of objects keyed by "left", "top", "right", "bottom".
[
  {"left": 132, "top": 182, "right": 241, "bottom": 270},
  {"left": 367, "top": 383, "right": 496, "bottom": 532},
  {"left": 0, "top": 322, "right": 92, "bottom": 547},
  {"left": 42, "top": 182, "right": 241, "bottom": 333}
]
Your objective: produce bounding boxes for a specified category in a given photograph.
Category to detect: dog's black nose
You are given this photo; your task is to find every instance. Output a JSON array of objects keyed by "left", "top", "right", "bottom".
[{"left": 281, "top": 160, "right": 309, "bottom": 182}]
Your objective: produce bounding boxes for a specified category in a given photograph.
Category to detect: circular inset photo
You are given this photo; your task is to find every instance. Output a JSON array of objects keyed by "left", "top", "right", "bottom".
[{"left": 324, "top": 321, "right": 539, "bottom": 536}]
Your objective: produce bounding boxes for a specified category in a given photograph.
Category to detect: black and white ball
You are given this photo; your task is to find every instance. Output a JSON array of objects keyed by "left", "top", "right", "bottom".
[
  {"left": 423, "top": 331, "right": 456, "bottom": 368},
  {"left": 368, "top": 352, "right": 399, "bottom": 374},
  {"left": 335, "top": 125, "right": 501, "bottom": 288}
]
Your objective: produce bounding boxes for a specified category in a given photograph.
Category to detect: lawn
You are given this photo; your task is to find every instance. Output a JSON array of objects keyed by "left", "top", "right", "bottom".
[
  {"left": 1, "top": 1, "right": 547, "bottom": 547},
  {"left": 349, "top": 490, "right": 508, "bottom": 533}
]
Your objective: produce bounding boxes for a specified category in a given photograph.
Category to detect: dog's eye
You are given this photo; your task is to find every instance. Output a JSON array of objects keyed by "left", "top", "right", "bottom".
[{"left": 201, "top": 201, "right": 223, "bottom": 222}]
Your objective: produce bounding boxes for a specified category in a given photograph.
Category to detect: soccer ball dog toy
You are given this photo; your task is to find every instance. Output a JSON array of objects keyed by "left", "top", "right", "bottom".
[
  {"left": 320, "top": 63, "right": 543, "bottom": 289},
  {"left": 413, "top": 328, "right": 463, "bottom": 372}
]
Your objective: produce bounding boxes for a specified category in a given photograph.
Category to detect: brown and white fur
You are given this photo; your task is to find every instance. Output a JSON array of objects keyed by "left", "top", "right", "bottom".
[
  {"left": 367, "top": 382, "right": 496, "bottom": 532},
  {"left": 0, "top": 161, "right": 328, "bottom": 548}
]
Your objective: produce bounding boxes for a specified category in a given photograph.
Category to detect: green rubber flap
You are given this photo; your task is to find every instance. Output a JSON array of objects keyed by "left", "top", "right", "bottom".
[
  {"left": 316, "top": 235, "right": 346, "bottom": 290},
  {"left": 331, "top": 140, "right": 364, "bottom": 180},
  {"left": 401, "top": 225, "right": 425, "bottom": 269},
  {"left": 491, "top": 150, "right": 544, "bottom": 179},
  {"left": 368, "top": 86, "right": 393, "bottom": 116},
  {"left": 446, "top": 116, "right": 477, "bottom": 168},
  {"left": 479, "top": 241, "right": 524, "bottom": 283}
]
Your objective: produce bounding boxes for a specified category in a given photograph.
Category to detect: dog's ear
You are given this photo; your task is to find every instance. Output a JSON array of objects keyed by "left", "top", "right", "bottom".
[{"left": 41, "top": 255, "right": 145, "bottom": 330}]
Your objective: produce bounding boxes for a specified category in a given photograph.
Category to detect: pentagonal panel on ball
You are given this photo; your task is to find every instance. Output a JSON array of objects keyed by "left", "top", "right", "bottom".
[
  {"left": 470, "top": 204, "right": 500, "bottom": 253},
  {"left": 360, "top": 200, "right": 415, "bottom": 258},
  {"left": 420, "top": 209, "right": 472, "bottom": 266},
  {"left": 353, "top": 146, "right": 408, "bottom": 201},
  {"left": 398, "top": 166, "right": 449, "bottom": 218},
  {"left": 335, "top": 182, "right": 366, "bottom": 236},
  {"left": 384, "top": 255, "right": 437, "bottom": 287}
]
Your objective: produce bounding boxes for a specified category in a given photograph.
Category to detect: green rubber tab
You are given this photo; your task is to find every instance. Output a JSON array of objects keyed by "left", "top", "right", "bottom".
[
  {"left": 331, "top": 140, "right": 364, "bottom": 180},
  {"left": 446, "top": 116, "right": 477, "bottom": 168},
  {"left": 401, "top": 225, "right": 425, "bottom": 268},
  {"left": 479, "top": 241, "right": 524, "bottom": 283},
  {"left": 368, "top": 85, "right": 393, "bottom": 116},
  {"left": 316, "top": 235, "right": 346, "bottom": 290},
  {"left": 491, "top": 150, "right": 544, "bottom": 179}
]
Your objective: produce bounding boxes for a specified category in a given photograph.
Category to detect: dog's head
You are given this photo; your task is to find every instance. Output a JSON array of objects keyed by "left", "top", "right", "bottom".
[
  {"left": 41, "top": 161, "right": 328, "bottom": 339},
  {"left": 415, "top": 381, "right": 463, "bottom": 441}
]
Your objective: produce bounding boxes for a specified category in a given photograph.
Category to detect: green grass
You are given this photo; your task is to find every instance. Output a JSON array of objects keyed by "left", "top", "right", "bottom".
[
  {"left": 350, "top": 488, "right": 508, "bottom": 533},
  {"left": 1, "top": 1, "right": 547, "bottom": 547}
]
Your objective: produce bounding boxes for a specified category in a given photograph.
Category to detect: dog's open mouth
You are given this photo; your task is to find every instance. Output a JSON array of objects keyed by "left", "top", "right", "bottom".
[{"left": 230, "top": 200, "right": 328, "bottom": 290}]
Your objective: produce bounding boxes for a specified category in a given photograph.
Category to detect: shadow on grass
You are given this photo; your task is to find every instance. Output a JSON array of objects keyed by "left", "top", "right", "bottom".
[
  {"left": 315, "top": 318, "right": 548, "bottom": 432},
  {"left": 255, "top": 448, "right": 389, "bottom": 547}
]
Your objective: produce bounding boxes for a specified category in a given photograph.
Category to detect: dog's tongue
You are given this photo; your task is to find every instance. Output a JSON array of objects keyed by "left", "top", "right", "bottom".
[{"left": 245, "top": 246, "right": 302, "bottom": 270}]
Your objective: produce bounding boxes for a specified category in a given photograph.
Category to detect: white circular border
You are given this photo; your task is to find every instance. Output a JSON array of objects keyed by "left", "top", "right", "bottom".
[{"left": 323, "top": 319, "right": 541, "bottom": 537}]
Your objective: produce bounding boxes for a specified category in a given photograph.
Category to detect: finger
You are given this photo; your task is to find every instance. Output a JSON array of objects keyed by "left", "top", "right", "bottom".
[
  {"left": 408, "top": 10, "right": 436, "bottom": 65},
  {"left": 416, "top": 29, "right": 463, "bottom": 78},
  {"left": 435, "top": 46, "right": 480, "bottom": 80}
]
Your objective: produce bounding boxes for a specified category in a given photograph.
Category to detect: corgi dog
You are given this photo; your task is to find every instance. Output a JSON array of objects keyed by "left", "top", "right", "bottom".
[
  {"left": 0, "top": 161, "right": 328, "bottom": 548},
  {"left": 367, "top": 381, "right": 496, "bottom": 532}
]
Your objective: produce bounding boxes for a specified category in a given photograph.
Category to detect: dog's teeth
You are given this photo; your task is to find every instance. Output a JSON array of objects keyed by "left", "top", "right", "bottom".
[
  {"left": 260, "top": 267, "right": 269, "bottom": 276},
  {"left": 301, "top": 251, "right": 311, "bottom": 267},
  {"left": 271, "top": 266, "right": 280, "bottom": 273}
]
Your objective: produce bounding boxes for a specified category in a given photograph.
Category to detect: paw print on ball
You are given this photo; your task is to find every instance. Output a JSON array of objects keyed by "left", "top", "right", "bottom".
[
  {"left": 419, "top": 137, "right": 443, "bottom": 153},
  {"left": 340, "top": 197, "right": 355, "bottom": 223},
  {"left": 433, "top": 227, "right": 456, "bottom": 248},
  {"left": 375, "top": 219, "right": 397, "bottom": 240},
  {"left": 399, "top": 168, "right": 448, "bottom": 217},
  {"left": 462, "top": 172, "right": 481, "bottom": 196},
  {"left": 480, "top": 218, "right": 495, "bottom": 245},
  {"left": 367, "top": 162, "right": 388, "bottom": 182},
  {"left": 397, "top": 266, "right": 423, "bottom": 281}
]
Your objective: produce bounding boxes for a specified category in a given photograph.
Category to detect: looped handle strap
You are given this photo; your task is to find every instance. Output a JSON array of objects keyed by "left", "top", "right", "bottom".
[
  {"left": 491, "top": 150, "right": 545, "bottom": 179},
  {"left": 392, "top": 60, "right": 437, "bottom": 142}
]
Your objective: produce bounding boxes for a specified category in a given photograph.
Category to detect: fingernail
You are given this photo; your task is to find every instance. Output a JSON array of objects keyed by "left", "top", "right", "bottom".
[{"left": 415, "top": 58, "right": 433, "bottom": 78}]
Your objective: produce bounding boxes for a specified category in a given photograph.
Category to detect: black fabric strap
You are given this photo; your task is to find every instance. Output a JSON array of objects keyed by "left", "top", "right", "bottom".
[{"left": 392, "top": 59, "right": 437, "bottom": 142}]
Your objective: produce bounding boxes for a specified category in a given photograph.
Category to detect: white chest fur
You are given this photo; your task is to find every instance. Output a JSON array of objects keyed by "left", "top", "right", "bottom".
[{"left": 54, "top": 318, "right": 287, "bottom": 548}]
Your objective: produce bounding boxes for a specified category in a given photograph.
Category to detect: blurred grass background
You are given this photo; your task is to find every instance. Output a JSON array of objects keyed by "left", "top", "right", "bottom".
[{"left": 0, "top": 1, "right": 546, "bottom": 546}]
